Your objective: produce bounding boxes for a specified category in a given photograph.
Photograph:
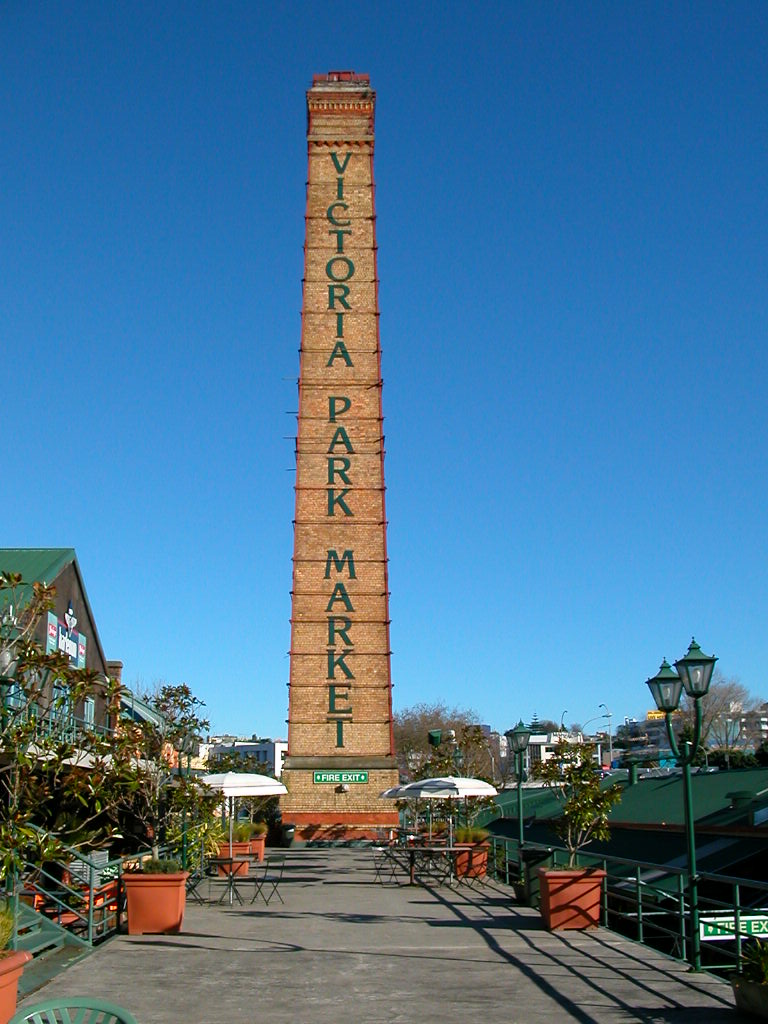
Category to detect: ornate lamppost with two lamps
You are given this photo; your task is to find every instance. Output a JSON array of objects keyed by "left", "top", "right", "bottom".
[{"left": 645, "top": 637, "right": 717, "bottom": 971}]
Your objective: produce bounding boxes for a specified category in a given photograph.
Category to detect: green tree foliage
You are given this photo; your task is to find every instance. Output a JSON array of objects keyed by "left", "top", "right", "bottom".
[
  {"left": 0, "top": 573, "right": 126, "bottom": 880},
  {"left": 110, "top": 683, "right": 212, "bottom": 858},
  {"left": 533, "top": 740, "right": 622, "bottom": 867},
  {"left": 393, "top": 703, "right": 490, "bottom": 780}
]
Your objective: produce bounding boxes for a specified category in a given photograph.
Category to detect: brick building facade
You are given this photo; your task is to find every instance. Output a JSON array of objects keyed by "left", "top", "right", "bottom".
[{"left": 281, "top": 72, "right": 399, "bottom": 839}]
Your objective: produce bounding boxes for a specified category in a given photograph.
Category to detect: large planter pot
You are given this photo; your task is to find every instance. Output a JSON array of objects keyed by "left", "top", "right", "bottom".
[
  {"left": 218, "top": 842, "right": 250, "bottom": 858},
  {"left": 732, "top": 977, "right": 768, "bottom": 1018},
  {"left": 0, "top": 950, "right": 32, "bottom": 1024},
  {"left": 454, "top": 843, "right": 490, "bottom": 879},
  {"left": 122, "top": 873, "right": 188, "bottom": 936},
  {"left": 249, "top": 834, "right": 266, "bottom": 862},
  {"left": 537, "top": 868, "right": 606, "bottom": 930}
]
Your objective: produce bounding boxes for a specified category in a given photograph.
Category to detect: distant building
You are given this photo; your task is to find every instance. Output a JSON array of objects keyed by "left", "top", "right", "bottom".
[{"left": 207, "top": 736, "right": 288, "bottom": 778}]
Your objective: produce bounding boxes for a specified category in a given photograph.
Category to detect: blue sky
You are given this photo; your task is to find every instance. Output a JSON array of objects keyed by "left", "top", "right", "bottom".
[{"left": 2, "top": 2, "right": 766, "bottom": 739}]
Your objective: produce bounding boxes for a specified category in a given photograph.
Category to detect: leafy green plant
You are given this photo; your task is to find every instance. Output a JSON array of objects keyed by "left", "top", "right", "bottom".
[
  {"left": 742, "top": 940, "right": 768, "bottom": 985},
  {"left": 533, "top": 740, "right": 622, "bottom": 868},
  {"left": 109, "top": 683, "right": 210, "bottom": 859},
  {"left": 0, "top": 573, "right": 128, "bottom": 883},
  {"left": 0, "top": 902, "right": 14, "bottom": 950},
  {"left": 455, "top": 826, "right": 489, "bottom": 843},
  {"left": 127, "top": 858, "right": 182, "bottom": 875},
  {"left": 251, "top": 821, "right": 268, "bottom": 836},
  {"left": 166, "top": 814, "right": 225, "bottom": 868}
]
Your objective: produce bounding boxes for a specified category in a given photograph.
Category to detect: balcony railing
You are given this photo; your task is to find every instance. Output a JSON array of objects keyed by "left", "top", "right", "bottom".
[{"left": 488, "top": 834, "right": 768, "bottom": 978}]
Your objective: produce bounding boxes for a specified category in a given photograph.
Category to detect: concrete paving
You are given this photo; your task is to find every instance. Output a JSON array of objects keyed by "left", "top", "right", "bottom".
[{"left": 18, "top": 848, "right": 742, "bottom": 1023}]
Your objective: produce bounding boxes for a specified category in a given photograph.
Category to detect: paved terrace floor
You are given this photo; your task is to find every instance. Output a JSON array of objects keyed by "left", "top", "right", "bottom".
[{"left": 19, "top": 848, "right": 743, "bottom": 1024}]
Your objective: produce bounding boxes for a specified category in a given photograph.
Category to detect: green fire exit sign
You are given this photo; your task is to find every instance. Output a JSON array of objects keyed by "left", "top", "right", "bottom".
[{"left": 313, "top": 771, "right": 369, "bottom": 784}]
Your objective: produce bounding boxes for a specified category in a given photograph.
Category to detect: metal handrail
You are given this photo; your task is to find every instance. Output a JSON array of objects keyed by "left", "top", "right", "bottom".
[
  {"left": 13, "top": 834, "right": 159, "bottom": 949},
  {"left": 488, "top": 834, "right": 768, "bottom": 977}
]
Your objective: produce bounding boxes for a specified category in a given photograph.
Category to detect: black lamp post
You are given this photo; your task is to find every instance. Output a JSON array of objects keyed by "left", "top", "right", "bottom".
[
  {"left": 646, "top": 638, "right": 717, "bottom": 971},
  {"left": 505, "top": 721, "right": 531, "bottom": 850}
]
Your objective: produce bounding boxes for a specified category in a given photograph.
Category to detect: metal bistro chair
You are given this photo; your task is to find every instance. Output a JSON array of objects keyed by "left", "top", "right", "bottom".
[
  {"left": 372, "top": 845, "right": 399, "bottom": 885},
  {"left": 10, "top": 997, "right": 139, "bottom": 1024},
  {"left": 249, "top": 854, "right": 286, "bottom": 905}
]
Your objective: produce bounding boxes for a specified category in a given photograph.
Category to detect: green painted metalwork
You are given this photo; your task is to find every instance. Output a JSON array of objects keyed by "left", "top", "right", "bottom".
[
  {"left": 10, "top": 996, "right": 138, "bottom": 1024},
  {"left": 488, "top": 834, "right": 768, "bottom": 979}
]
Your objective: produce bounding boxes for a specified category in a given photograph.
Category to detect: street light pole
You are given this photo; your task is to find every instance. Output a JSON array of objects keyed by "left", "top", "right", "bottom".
[
  {"left": 599, "top": 704, "right": 613, "bottom": 767},
  {"left": 505, "top": 721, "right": 531, "bottom": 852},
  {"left": 646, "top": 639, "right": 717, "bottom": 971}
]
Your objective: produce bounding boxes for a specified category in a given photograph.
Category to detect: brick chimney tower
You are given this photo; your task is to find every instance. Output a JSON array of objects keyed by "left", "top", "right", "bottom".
[{"left": 281, "top": 72, "right": 399, "bottom": 840}]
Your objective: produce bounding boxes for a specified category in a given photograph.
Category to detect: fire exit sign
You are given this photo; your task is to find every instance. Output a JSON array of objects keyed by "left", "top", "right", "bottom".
[{"left": 313, "top": 771, "right": 369, "bottom": 785}]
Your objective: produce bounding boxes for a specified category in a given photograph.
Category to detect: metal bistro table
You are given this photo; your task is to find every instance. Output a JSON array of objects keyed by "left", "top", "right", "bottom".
[
  {"left": 209, "top": 857, "right": 251, "bottom": 905},
  {"left": 385, "top": 845, "right": 461, "bottom": 886}
]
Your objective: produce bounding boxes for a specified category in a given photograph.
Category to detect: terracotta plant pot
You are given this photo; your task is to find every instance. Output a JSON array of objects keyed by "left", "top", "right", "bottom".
[
  {"left": 218, "top": 842, "right": 250, "bottom": 858},
  {"left": 249, "top": 834, "right": 266, "bottom": 862},
  {"left": 0, "top": 950, "right": 32, "bottom": 1024},
  {"left": 454, "top": 843, "right": 490, "bottom": 879},
  {"left": 732, "top": 978, "right": 768, "bottom": 1019},
  {"left": 537, "top": 868, "right": 606, "bottom": 930},
  {"left": 122, "top": 872, "right": 188, "bottom": 936}
]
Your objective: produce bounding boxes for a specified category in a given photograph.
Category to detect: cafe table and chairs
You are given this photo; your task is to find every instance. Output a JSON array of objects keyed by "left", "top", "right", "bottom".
[{"left": 209, "top": 856, "right": 250, "bottom": 905}]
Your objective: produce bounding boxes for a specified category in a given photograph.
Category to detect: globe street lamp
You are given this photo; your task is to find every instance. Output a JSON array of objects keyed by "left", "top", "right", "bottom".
[
  {"left": 646, "top": 638, "right": 717, "bottom": 971},
  {"left": 505, "top": 721, "right": 531, "bottom": 851}
]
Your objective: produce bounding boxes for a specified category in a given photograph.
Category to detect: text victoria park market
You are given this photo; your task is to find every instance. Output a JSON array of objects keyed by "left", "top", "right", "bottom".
[{"left": 323, "top": 149, "right": 363, "bottom": 749}]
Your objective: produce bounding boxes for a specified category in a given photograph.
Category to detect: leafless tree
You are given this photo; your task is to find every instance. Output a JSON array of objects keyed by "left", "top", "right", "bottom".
[{"left": 679, "top": 671, "right": 764, "bottom": 753}]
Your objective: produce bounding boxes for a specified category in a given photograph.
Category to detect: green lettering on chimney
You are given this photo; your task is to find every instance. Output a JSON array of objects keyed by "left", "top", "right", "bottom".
[
  {"left": 328, "top": 284, "right": 351, "bottom": 310},
  {"left": 324, "top": 550, "right": 356, "bottom": 579},
  {"left": 327, "top": 488, "right": 353, "bottom": 516},
  {"left": 328, "top": 684, "right": 352, "bottom": 712},
  {"left": 328, "top": 396, "right": 351, "bottom": 421},
  {"left": 328, "top": 649, "right": 354, "bottom": 680},
  {"left": 328, "top": 617, "right": 353, "bottom": 645},
  {"left": 326, "top": 256, "right": 355, "bottom": 282},
  {"left": 327, "top": 457, "right": 351, "bottom": 484},
  {"left": 327, "top": 341, "right": 353, "bottom": 367},
  {"left": 328, "top": 427, "right": 354, "bottom": 454},
  {"left": 330, "top": 152, "right": 351, "bottom": 174},
  {"left": 326, "top": 583, "right": 355, "bottom": 612}
]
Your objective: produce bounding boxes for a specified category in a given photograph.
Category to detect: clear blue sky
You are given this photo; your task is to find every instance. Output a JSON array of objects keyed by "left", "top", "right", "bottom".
[{"left": 3, "top": 2, "right": 766, "bottom": 739}]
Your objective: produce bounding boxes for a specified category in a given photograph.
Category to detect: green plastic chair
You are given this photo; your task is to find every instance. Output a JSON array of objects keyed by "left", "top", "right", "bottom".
[{"left": 10, "top": 997, "right": 139, "bottom": 1024}]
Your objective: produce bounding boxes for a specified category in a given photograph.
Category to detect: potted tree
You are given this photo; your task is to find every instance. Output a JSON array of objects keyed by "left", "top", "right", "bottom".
[
  {"left": 533, "top": 740, "right": 621, "bottom": 930},
  {"left": 121, "top": 858, "right": 188, "bottom": 936},
  {"left": 732, "top": 939, "right": 768, "bottom": 1018},
  {"left": 249, "top": 822, "right": 268, "bottom": 862},
  {"left": 453, "top": 827, "right": 491, "bottom": 879},
  {"left": 113, "top": 683, "right": 209, "bottom": 934},
  {"left": 0, "top": 902, "right": 31, "bottom": 1024}
]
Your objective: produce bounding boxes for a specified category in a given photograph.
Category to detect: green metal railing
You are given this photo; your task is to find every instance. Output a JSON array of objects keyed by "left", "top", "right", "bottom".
[
  {"left": 10, "top": 837, "right": 159, "bottom": 950},
  {"left": 488, "top": 834, "right": 768, "bottom": 978}
]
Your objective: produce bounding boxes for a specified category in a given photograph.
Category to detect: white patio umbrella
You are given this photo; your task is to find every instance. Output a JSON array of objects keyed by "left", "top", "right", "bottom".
[
  {"left": 385, "top": 776, "right": 498, "bottom": 845},
  {"left": 200, "top": 772, "right": 287, "bottom": 857}
]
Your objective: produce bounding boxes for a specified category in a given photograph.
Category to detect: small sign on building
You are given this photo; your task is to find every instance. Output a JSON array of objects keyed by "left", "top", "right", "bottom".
[
  {"left": 700, "top": 913, "right": 768, "bottom": 941},
  {"left": 312, "top": 771, "right": 369, "bottom": 785}
]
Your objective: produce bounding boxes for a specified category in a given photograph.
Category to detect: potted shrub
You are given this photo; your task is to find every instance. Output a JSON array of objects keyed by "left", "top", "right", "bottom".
[
  {"left": 453, "top": 827, "right": 490, "bottom": 878},
  {"left": 121, "top": 858, "right": 188, "bottom": 936},
  {"left": 0, "top": 901, "right": 31, "bottom": 1024},
  {"left": 249, "top": 822, "right": 268, "bottom": 862},
  {"left": 533, "top": 740, "right": 621, "bottom": 930},
  {"left": 732, "top": 939, "right": 768, "bottom": 1018}
]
